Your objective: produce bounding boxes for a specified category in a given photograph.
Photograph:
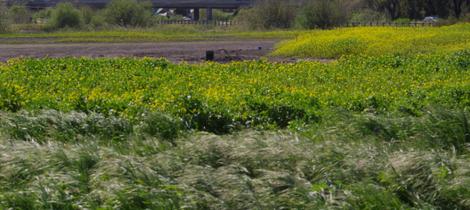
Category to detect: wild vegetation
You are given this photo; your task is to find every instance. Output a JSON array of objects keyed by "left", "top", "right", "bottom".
[
  {"left": 0, "top": 108, "right": 469, "bottom": 209},
  {"left": 0, "top": 47, "right": 468, "bottom": 209},
  {"left": 274, "top": 23, "right": 470, "bottom": 58},
  {"left": 0, "top": 2, "right": 469, "bottom": 209},
  {"left": 1, "top": 0, "right": 469, "bottom": 32},
  {"left": 48, "top": 3, "right": 83, "bottom": 29},
  {"left": 102, "top": 0, "right": 152, "bottom": 27},
  {"left": 1, "top": 51, "right": 469, "bottom": 133},
  {"left": 0, "top": 1, "right": 9, "bottom": 32},
  {"left": 241, "top": 0, "right": 470, "bottom": 29}
]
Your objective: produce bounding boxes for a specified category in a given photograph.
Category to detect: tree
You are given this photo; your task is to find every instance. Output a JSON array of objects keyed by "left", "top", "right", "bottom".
[
  {"left": 404, "top": 0, "right": 426, "bottom": 19},
  {"left": 364, "top": 0, "right": 402, "bottom": 19},
  {"left": 49, "top": 3, "right": 82, "bottom": 29},
  {"left": 450, "top": 0, "right": 467, "bottom": 18},
  {"left": 297, "top": 0, "right": 347, "bottom": 29},
  {"left": 384, "top": 0, "right": 402, "bottom": 19},
  {"left": 103, "top": 0, "right": 152, "bottom": 27},
  {"left": 0, "top": 2, "right": 8, "bottom": 32},
  {"left": 235, "top": 0, "right": 296, "bottom": 29},
  {"left": 424, "top": 0, "right": 450, "bottom": 18},
  {"left": 9, "top": 5, "right": 30, "bottom": 24}
]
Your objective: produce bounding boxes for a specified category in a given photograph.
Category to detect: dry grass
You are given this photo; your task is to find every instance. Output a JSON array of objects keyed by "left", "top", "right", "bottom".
[{"left": 0, "top": 108, "right": 469, "bottom": 209}]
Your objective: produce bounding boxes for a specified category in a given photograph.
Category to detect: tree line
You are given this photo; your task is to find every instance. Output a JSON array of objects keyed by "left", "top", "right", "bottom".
[
  {"left": 0, "top": 0, "right": 469, "bottom": 32},
  {"left": 239, "top": 0, "right": 469, "bottom": 29},
  {"left": 364, "top": 0, "right": 469, "bottom": 19}
]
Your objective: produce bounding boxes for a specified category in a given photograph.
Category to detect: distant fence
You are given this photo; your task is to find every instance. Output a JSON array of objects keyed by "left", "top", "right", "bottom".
[
  {"left": 344, "top": 21, "right": 437, "bottom": 27},
  {"left": 154, "top": 20, "right": 238, "bottom": 26},
  {"left": 153, "top": 20, "right": 436, "bottom": 27}
]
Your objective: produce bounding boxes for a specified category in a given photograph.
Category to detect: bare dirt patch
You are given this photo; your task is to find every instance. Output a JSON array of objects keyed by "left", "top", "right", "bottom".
[{"left": 0, "top": 40, "right": 283, "bottom": 63}]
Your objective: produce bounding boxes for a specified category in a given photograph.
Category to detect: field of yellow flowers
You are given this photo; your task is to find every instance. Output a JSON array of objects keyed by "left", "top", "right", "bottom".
[
  {"left": 273, "top": 23, "right": 470, "bottom": 58},
  {"left": 1, "top": 51, "right": 468, "bottom": 133},
  {"left": 0, "top": 52, "right": 469, "bottom": 209},
  {"left": 1, "top": 25, "right": 470, "bottom": 209}
]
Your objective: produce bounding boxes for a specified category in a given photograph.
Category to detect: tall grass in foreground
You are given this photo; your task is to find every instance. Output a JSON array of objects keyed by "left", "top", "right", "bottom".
[
  {"left": 0, "top": 107, "right": 469, "bottom": 209},
  {"left": 273, "top": 23, "right": 470, "bottom": 58}
]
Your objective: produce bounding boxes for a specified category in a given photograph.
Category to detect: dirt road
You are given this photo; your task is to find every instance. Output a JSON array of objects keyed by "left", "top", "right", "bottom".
[{"left": 0, "top": 40, "right": 279, "bottom": 63}]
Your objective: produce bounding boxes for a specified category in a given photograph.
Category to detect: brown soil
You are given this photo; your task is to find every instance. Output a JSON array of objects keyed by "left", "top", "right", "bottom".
[{"left": 0, "top": 40, "right": 283, "bottom": 63}]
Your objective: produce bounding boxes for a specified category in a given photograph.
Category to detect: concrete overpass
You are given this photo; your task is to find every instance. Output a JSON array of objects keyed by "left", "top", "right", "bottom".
[{"left": 6, "top": 0, "right": 254, "bottom": 20}]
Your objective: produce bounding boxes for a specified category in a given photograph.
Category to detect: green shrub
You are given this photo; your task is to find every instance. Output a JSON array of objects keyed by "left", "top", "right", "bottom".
[
  {"left": 140, "top": 112, "right": 181, "bottom": 141},
  {"left": 32, "top": 8, "right": 52, "bottom": 24},
  {"left": 235, "top": 0, "right": 296, "bottom": 29},
  {"left": 8, "top": 5, "right": 30, "bottom": 24},
  {"left": 103, "top": 0, "right": 152, "bottom": 27},
  {"left": 0, "top": 3, "right": 9, "bottom": 32},
  {"left": 176, "top": 96, "right": 236, "bottom": 134},
  {"left": 48, "top": 3, "right": 82, "bottom": 29},
  {"left": 297, "top": 0, "right": 347, "bottom": 29},
  {"left": 90, "top": 12, "right": 107, "bottom": 27},
  {"left": 80, "top": 6, "right": 95, "bottom": 25}
]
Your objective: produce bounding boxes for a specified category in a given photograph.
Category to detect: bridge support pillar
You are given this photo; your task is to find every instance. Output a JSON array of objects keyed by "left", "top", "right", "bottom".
[
  {"left": 193, "top": 8, "right": 200, "bottom": 21},
  {"left": 206, "top": 8, "right": 213, "bottom": 21}
]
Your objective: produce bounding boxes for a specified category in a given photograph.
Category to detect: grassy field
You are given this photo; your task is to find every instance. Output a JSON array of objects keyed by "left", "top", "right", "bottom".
[
  {"left": 1, "top": 108, "right": 469, "bottom": 209},
  {"left": 1, "top": 52, "right": 469, "bottom": 209},
  {"left": 0, "top": 25, "right": 303, "bottom": 43},
  {"left": 0, "top": 25, "right": 469, "bottom": 209},
  {"left": 274, "top": 23, "right": 470, "bottom": 58}
]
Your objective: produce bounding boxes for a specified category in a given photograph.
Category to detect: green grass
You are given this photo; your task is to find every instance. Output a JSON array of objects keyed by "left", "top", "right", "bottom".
[
  {"left": 0, "top": 25, "right": 303, "bottom": 43},
  {"left": 0, "top": 108, "right": 469, "bottom": 209},
  {"left": 1, "top": 24, "right": 469, "bottom": 209},
  {"left": 273, "top": 23, "right": 470, "bottom": 58}
]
